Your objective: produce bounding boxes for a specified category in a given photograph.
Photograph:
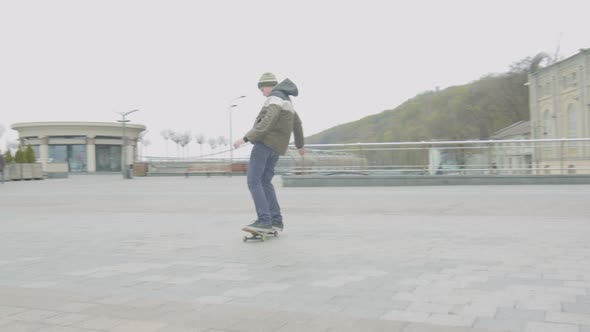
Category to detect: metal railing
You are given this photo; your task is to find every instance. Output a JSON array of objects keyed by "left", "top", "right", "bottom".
[
  {"left": 142, "top": 138, "right": 590, "bottom": 176},
  {"left": 277, "top": 138, "right": 590, "bottom": 176}
]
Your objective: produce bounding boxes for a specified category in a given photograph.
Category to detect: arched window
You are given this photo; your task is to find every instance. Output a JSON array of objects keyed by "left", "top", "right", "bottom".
[
  {"left": 543, "top": 110, "right": 554, "bottom": 138},
  {"left": 567, "top": 104, "right": 577, "bottom": 138}
]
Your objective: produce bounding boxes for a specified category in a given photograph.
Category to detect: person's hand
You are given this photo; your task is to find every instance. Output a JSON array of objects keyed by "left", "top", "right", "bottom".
[
  {"left": 233, "top": 138, "right": 245, "bottom": 149},
  {"left": 298, "top": 148, "right": 305, "bottom": 156}
]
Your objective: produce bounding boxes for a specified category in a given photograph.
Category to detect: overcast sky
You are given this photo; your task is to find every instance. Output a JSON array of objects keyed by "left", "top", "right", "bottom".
[{"left": 0, "top": 0, "right": 588, "bottom": 157}]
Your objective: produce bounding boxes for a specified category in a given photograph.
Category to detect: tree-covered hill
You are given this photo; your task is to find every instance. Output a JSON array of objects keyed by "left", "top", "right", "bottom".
[{"left": 307, "top": 58, "right": 534, "bottom": 145}]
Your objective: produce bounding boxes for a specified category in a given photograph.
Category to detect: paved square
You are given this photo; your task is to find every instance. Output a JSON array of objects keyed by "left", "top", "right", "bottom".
[{"left": 0, "top": 175, "right": 589, "bottom": 331}]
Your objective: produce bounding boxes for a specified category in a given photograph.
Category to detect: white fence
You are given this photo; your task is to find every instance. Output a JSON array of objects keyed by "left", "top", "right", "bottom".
[
  {"left": 143, "top": 138, "right": 590, "bottom": 176},
  {"left": 277, "top": 138, "right": 590, "bottom": 176}
]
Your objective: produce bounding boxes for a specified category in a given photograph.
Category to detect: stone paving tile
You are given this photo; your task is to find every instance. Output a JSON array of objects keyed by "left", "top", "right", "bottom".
[
  {"left": 473, "top": 317, "right": 527, "bottom": 332},
  {"left": 562, "top": 302, "right": 590, "bottom": 314},
  {"left": 1, "top": 177, "right": 590, "bottom": 331},
  {"left": 401, "top": 322, "right": 492, "bottom": 331},
  {"left": 69, "top": 316, "right": 128, "bottom": 330},
  {"left": 194, "top": 296, "right": 232, "bottom": 304},
  {"left": 154, "top": 326, "right": 209, "bottom": 332},
  {"left": 8, "top": 309, "right": 61, "bottom": 322},
  {"left": 0, "top": 305, "right": 28, "bottom": 317},
  {"left": 109, "top": 320, "right": 168, "bottom": 332},
  {"left": 21, "top": 282, "right": 59, "bottom": 289},
  {"left": 0, "top": 321, "right": 50, "bottom": 332},
  {"left": 42, "top": 313, "right": 92, "bottom": 326},
  {"left": 426, "top": 313, "right": 476, "bottom": 327},
  {"left": 227, "top": 318, "right": 288, "bottom": 332},
  {"left": 38, "top": 326, "right": 108, "bottom": 332},
  {"left": 545, "top": 311, "right": 590, "bottom": 325},
  {"left": 381, "top": 310, "right": 430, "bottom": 323},
  {"left": 406, "top": 302, "right": 455, "bottom": 314},
  {"left": 524, "top": 321, "right": 579, "bottom": 332},
  {"left": 495, "top": 307, "right": 546, "bottom": 321},
  {"left": 53, "top": 303, "right": 99, "bottom": 314}
]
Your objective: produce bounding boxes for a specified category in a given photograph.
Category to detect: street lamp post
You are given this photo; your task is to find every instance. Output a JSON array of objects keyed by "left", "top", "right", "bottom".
[
  {"left": 116, "top": 109, "right": 139, "bottom": 179},
  {"left": 229, "top": 96, "right": 246, "bottom": 167}
]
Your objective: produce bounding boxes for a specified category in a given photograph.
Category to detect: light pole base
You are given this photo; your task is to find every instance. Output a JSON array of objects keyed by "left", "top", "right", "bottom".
[{"left": 123, "top": 165, "right": 133, "bottom": 179}]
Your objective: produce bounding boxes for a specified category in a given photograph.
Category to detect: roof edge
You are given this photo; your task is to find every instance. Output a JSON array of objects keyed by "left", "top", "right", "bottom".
[{"left": 11, "top": 121, "right": 146, "bottom": 130}]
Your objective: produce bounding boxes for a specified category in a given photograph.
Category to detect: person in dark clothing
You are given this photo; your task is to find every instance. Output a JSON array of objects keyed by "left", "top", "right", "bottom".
[
  {"left": 0, "top": 149, "right": 6, "bottom": 184},
  {"left": 233, "top": 72, "right": 305, "bottom": 232}
]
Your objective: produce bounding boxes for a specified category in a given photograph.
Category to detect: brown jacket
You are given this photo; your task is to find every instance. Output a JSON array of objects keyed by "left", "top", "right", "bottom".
[{"left": 244, "top": 79, "right": 304, "bottom": 155}]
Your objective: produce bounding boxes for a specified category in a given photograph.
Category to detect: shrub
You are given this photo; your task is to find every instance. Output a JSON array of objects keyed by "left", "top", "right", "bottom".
[
  {"left": 14, "top": 148, "right": 25, "bottom": 163},
  {"left": 25, "top": 145, "right": 36, "bottom": 163},
  {"left": 4, "top": 149, "right": 13, "bottom": 163}
]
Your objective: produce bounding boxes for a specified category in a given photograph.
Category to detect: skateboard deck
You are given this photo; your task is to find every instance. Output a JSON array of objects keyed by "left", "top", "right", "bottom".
[{"left": 242, "top": 227, "right": 278, "bottom": 242}]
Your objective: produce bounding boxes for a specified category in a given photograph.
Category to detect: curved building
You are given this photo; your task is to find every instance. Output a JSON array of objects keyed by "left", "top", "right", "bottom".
[{"left": 11, "top": 122, "right": 146, "bottom": 173}]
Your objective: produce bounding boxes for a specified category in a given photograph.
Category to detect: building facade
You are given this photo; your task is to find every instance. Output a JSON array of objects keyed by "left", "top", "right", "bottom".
[
  {"left": 489, "top": 121, "right": 532, "bottom": 174},
  {"left": 528, "top": 48, "right": 590, "bottom": 174},
  {"left": 11, "top": 122, "right": 146, "bottom": 173}
]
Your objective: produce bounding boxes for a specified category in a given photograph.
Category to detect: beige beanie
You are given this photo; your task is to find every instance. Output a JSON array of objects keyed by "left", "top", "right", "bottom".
[{"left": 258, "top": 72, "right": 278, "bottom": 88}]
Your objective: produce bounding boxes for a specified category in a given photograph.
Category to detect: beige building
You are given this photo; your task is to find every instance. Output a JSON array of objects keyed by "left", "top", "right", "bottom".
[
  {"left": 489, "top": 121, "right": 532, "bottom": 174},
  {"left": 528, "top": 48, "right": 590, "bottom": 174},
  {"left": 11, "top": 122, "right": 146, "bottom": 173}
]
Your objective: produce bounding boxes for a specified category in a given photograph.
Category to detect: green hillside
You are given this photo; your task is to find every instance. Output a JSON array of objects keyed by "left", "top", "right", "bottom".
[{"left": 307, "top": 60, "right": 531, "bottom": 145}]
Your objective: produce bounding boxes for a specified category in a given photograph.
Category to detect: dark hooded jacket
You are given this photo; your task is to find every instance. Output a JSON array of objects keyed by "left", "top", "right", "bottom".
[{"left": 244, "top": 79, "right": 304, "bottom": 155}]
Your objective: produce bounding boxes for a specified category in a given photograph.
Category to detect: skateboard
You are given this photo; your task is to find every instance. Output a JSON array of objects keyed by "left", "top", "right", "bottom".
[{"left": 242, "top": 227, "right": 278, "bottom": 242}]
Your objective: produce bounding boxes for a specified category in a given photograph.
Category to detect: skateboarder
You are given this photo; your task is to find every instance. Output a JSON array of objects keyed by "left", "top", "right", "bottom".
[{"left": 233, "top": 72, "right": 305, "bottom": 233}]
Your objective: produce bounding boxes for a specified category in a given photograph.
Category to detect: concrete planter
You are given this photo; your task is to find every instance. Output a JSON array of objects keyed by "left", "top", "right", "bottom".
[
  {"left": 6, "top": 163, "right": 21, "bottom": 180},
  {"left": 5, "top": 163, "right": 44, "bottom": 180},
  {"left": 45, "top": 162, "right": 69, "bottom": 179},
  {"left": 133, "top": 162, "right": 148, "bottom": 177}
]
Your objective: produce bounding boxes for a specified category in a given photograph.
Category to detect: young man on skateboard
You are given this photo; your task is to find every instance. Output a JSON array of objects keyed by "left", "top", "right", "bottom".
[{"left": 233, "top": 72, "right": 305, "bottom": 233}]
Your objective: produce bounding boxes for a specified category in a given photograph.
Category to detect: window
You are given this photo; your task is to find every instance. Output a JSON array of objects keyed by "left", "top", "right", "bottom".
[
  {"left": 48, "top": 136, "right": 86, "bottom": 139},
  {"left": 48, "top": 145, "right": 67, "bottom": 162},
  {"left": 95, "top": 145, "right": 121, "bottom": 172},
  {"left": 48, "top": 144, "right": 87, "bottom": 172},
  {"left": 561, "top": 72, "right": 578, "bottom": 89},
  {"left": 545, "top": 82, "right": 551, "bottom": 96},
  {"left": 543, "top": 110, "right": 554, "bottom": 138},
  {"left": 571, "top": 72, "right": 577, "bottom": 87},
  {"left": 31, "top": 145, "right": 40, "bottom": 160},
  {"left": 567, "top": 104, "right": 577, "bottom": 138}
]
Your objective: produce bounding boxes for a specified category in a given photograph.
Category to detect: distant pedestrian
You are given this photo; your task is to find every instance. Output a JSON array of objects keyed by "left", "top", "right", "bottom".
[
  {"left": 435, "top": 164, "right": 443, "bottom": 175},
  {"left": 233, "top": 72, "right": 305, "bottom": 233},
  {"left": 0, "top": 149, "right": 6, "bottom": 184},
  {"left": 490, "top": 163, "right": 498, "bottom": 175}
]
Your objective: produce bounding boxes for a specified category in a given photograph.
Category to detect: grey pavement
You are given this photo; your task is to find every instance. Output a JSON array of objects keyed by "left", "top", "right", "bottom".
[{"left": 0, "top": 175, "right": 589, "bottom": 332}]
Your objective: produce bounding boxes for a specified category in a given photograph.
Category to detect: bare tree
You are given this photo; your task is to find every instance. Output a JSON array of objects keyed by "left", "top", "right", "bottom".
[
  {"left": 208, "top": 137, "right": 218, "bottom": 153},
  {"left": 141, "top": 139, "right": 151, "bottom": 159},
  {"left": 137, "top": 130, "right": 148, "bottom": 160},
  {"left": 8, "top": 140, "right": 18, "bottom": 153},
  {"left": 161, "top": 129, "right": 172, "bottom": 157},
  {"left": 139, "top": 130, "right": 148, "bottom": 141},
  {"left": 217, "top": 136, "right": 228, "bottom": 158},
  {"left": 195, "top": 134, "right": 206, "bottom": 157},
  {"left": 169, "top": 131, "right": 181, "bottom": 158},
  {"left": 179, "top": 131, "right": 192, "bottom": 158},
  {"left": 217, "top": 136, "right": 228, "bottom": 147}
]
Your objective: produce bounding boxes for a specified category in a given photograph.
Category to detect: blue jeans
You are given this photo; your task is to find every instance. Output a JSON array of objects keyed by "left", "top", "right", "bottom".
[{"left": 247, "top": 143, "right": 281, "bottom": 225}]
